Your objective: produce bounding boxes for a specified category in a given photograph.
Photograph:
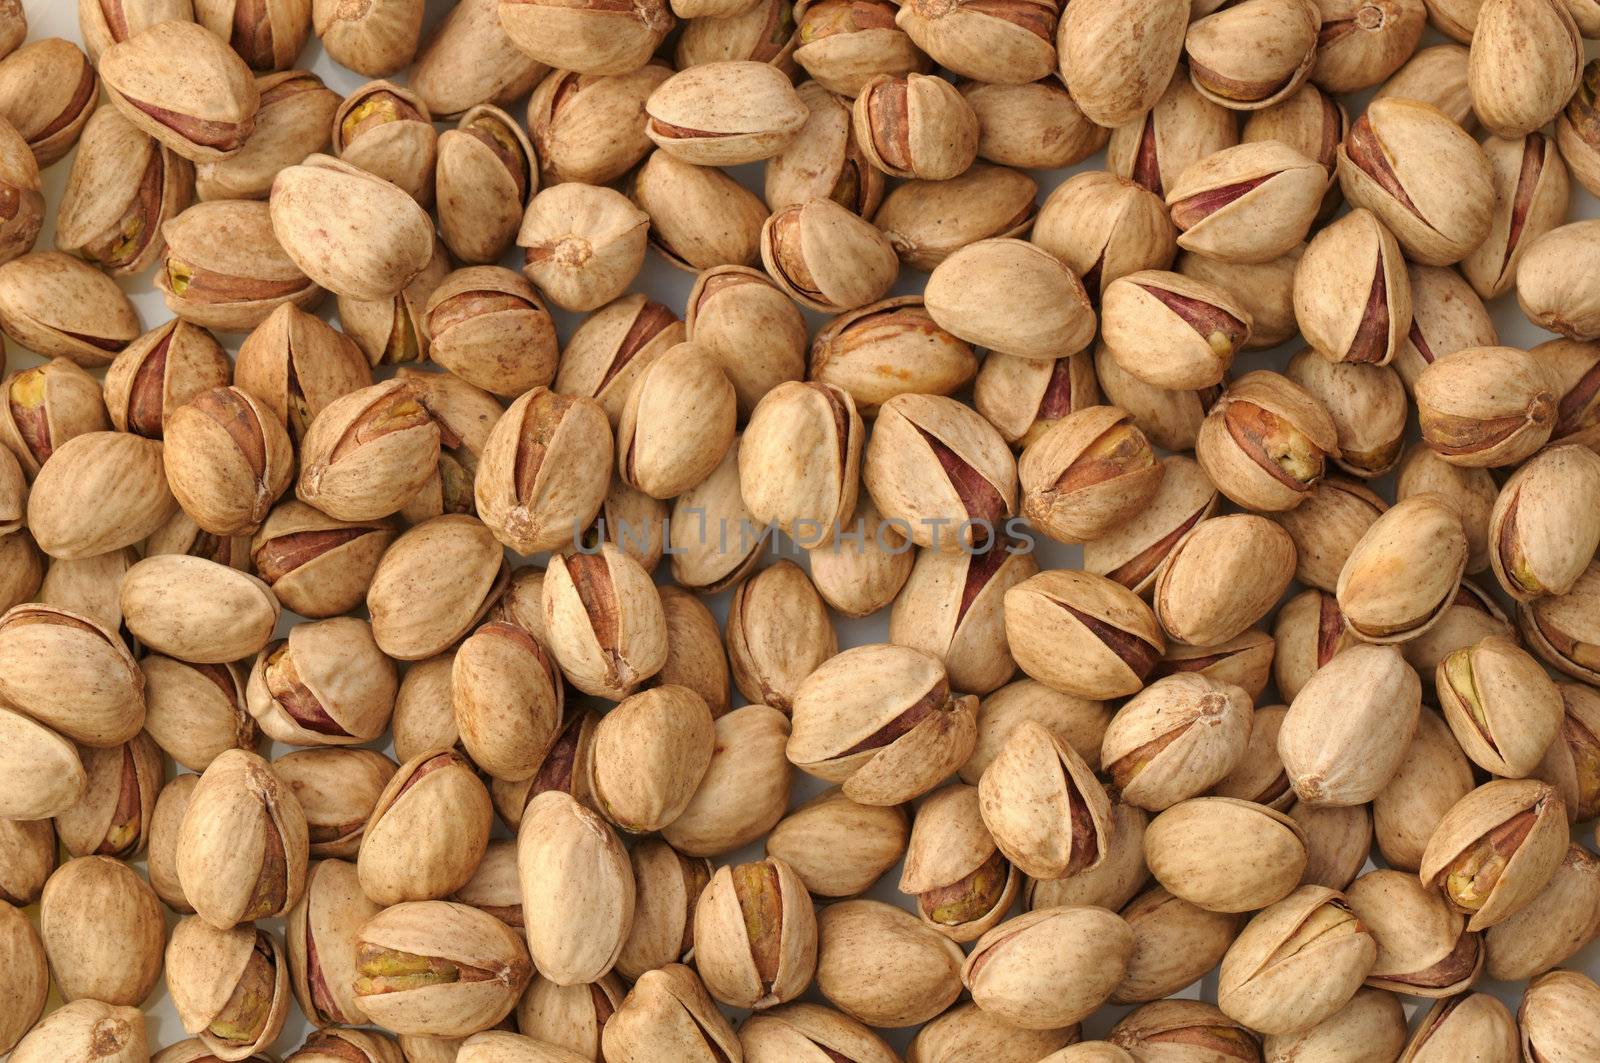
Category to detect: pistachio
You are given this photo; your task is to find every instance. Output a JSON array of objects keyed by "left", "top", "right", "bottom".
[
  {"left": 646, "top": 61, "right": 808, "bottom": 167},
  {"left": 1420, "top": 778, "right": 1569, "bottom": 930},
  {"left": 100, "top": 21, "right": 259, "bottom": 163},
  {"left": 814, "top": 900, "right": 965, "bottom": 1028},
  {"left": 54, "top": 731, "right": 163, "bottom": 858},
  {"left": 924, "top": 237, "right": 1096, "bottom": 360},
  {"left": 56, "top": 106, "right": 189, "bottom": 276},
  {"left": 1415, "top": 346, "right": 1556, "bottom": 467},
  {"left": 0, "top": 250, "right": 141, "bottom": 367},
  {"left": 0, "top": 38, "right": 100, "bottom": 167},
  {"left": 874, "top": 164, "right": 1039, "bottom": 272},
  {"left": 358, "top": 748, "right": 492, "bottom": 906},
  {"left": 1336, "top": 492, "right": 1468, "bottom": 642},
  {"left": 274, "top": 749, "right": 396, "bottom": 859},
  {"left": 40, "top": 854, "right": 166, "bottom": 1006},
  {"left": 794, "top": 0, "right": 928, "bottom": 97},
  {"left": 1280, "top": 643, "right": 1421, "bottom": 807},
  {"left": 1166, "top": 140, "right": 1328, "bottom": 263},
  {"left": 1186, "top": 0, "right": 1323, "bottom": 111},
  {"left": 1005, "top": 568, "right": 1166, "bottom": 699},
  {"left": 1106, "top": 65, "right": 1240, "bottom": 200},
  {"left": 158, "top": 200, "right": 322, "bottom": 333},
  {"left": 977, "top": 718, "right": 1114, "bottom": 880},
  {"left": 1373, "top": 709, "right": 1476, "bottom": 874},
  {"left": 1102, "top": 673, "right": 1253, "bottom": 811},
  {"left": 898, "top": 0, "right": 1060, "bottom": 87},
  {"left": 1102, "top": 271, "right": 1251, "bottom": 389},
  {"left": 1154, "top": 514, "right": 1297, "bottom": 648},
  {"left": 1058, "top": 0, "right": 1188, "bottom": 125},
  {"left": 195, "top": 71, "right": 341, "bottom": 202},
  {"left": 333, "top": 80, "right": 437, "bottom": 206},
  {"left": 1195, "top": 369, "right": 1341, "bottom": 512},
  {"left": 761, "top": 196, "right": 900, "bottom": 313},
  {"left": 632, "top": 149, "right": 769, "bottom": 273},
  {"left": 1144, "top": 797, "right": 1309, "bottom": 912},
  {"left": 412, "top": 0, "right": 547, "bottom": 120},
  {"left": 517, "top": 790, "right": 635, "bottom": 986},
  {"left": 1437, "top": 634, "right": 1563, "bottom": 779},
  {"left": 542, "top": 544, "right": 667, "bottom": 699},
  {"left": 1468, "top": 0, "right": 1583, "bottom": 139}
]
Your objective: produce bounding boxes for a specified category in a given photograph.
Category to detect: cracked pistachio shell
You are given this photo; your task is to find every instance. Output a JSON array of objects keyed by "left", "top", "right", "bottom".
[
  {"left": 313, "top": 0, "right": 425, "bottom": 77},
  {"left": 148, "top": 774, "right": 196, "bottom": 913},
  {"left": 686, "top": 266, "right": 806, "bottom": 419},
  {"left": 1417, "top": 346, "right": 1556, "bottom": 466},
  {"left": 815, "top": 899, "right": 964, "bottom": 1028},
  {"left": 963, "top": 679, "right": 1111, "bottom": 782},
  {"left": 603, "top": 963, "right": 739, "bottom": 1063},
  {"left": 742, "top": 1002, "right": 899, "bottom": 1063},
  {"left": 193, "top": 0, "right": 312, "bottom": 71},
  {"left": 1485, "top": 844, "right": 1600, "bottom": 980},
  {"left": 865, "top": 392, "right": 1018, "bottom": 552},
  {"left": 1270, "top": 477, "right": 1385, "bottom": 592},
  {"left": 1180, "top": 248, "right": 1303, "bottom": 352},
  {"left": 285, "top": 858, "right": 380, "bottom": 1027},
  {"left": 1005, "top": 568, "right": 1165, "bottom": 699},
  {"left": 694, "top": 857, "right": 817, "bottom": 1010},
  {"left": 517, "top": 790, "right": 634, "bottom": 986},
  {"left": 517, "top": 185, "right": 646, "bottom": 314},
  {"left": 811, "top": 296, "right": 978, "bottom": 412},
  {"left": 196, "top": 71, "right": 340, "bottom": 201},
  {"left": 476, "top": 388, "right": 610, "bottom": 556},
  {"left": 1166, "top": 141, "right": 1327, "bottom": 263},
  {"left": 804, "top": 493, "right": 914, "bottom": 618},
  {"left": 297, "top": 378, "right": 441, "bottom": 521},
  {"left": 1106, "top": 64, "right": 1240, "bottom": 201},
  {"left": 898, "top": 784, "right": 1018, "bottom": 943},
  {"left": 765, "top": 787, "right": 909, "bottom": 898},
  {"left": 1518, "top": 558, "right": 1600, "bottom": 682},
  {"left": 1018, "top": 402, "right": 1163, "bottom": 547},
  {"left": 588, "top": 685, "right": 714, "bottom": 834},
  {"left": 766, "top": 81, "right": 883, "bottom": 218},
  {"left": 1469, "top": 0, "right": 1582, "bottom": 138},
  {"left": 142, "top": 656, "right": 252, "bottom": 771},
  {"left": 1196, "top": 369, "right": 1340, "bottom": 512},
  {"left": 249, "top": 617, "right": 397, "bottom": 746},
  {"left": 1372, "top": 709, "right": 1474, "bottom": 874},
  {"left": 1519, "top": 221, "right": 1600, "bottom": 342},
  {"left": 851, "top": 73, "right": 978, "bottom": 182},
  {"left": 1311, "top": 0, "right": 1427, "bottom": 92},
  {"left": 101, "top": 21, "right": 259, "bottom": 163},
  {"left": 0, "top": 603, "right": 144, "bottom": 746},
  {"left": 1217, "top": 885, "right": 1376, "bottom": 1036},
  {"left": 1102, "top": 270, "right": 1250, "bottom": 390},
  {"left": 79, "top": 0, "right": 193, "bottom": 63},
  {"left": 1101, "top": 673, "right": 1253, "bottom": 812},
  {"left": 1146, "top": 797, "right": 1309, "bottom": 912},
  {"left": 288, "top": 1028, "right": 404, "bottom": 1063},
  {"left": 164, "top": 385, "right": 294, "bottom": 536},
  {"left": 0, "top": 899, "right": 45, "bottom": 1054},
  {"left": 1349, "top": 871, "right": 1483, "bottom": 999},
  {"left": 1185, "top": 0, "right": 1322, "bottom": 111},
  {"left": 1285, "top": 352, "right": 1407, "bottom": 480},
  {"left": 1083, "top": 454, "right": 1216, "bottom": 596},
  {"left": 975, "top": 349, "right": 1100, "bottom": 449},
  {"left": 1109, "top": 1000, "right": 1263, "bottom": 1060},
  {"left": 1394, "top": 264, "right": 1497, "bottom": 393},
  {"left": 646, "top": 61, "right": 806, "bottom": 167},
  {"left": 1462, "top": 133, "right": 1569, "bottom": 301},
  {"left": 1336, "top": 492, "right": 1468, "bottom": 642},
  {"left": 1154, "top": 514, "right": 1296, "bottom": 647},
  {"left": 1534, "top": 683, "right": 1600, "bottom": 822},
  {"left": 1336, "top": 98, "right": 1493, "bottom": 265},
  {"left": 633, "top": 149, "right": 767, "bottom": 272},
  {"left": 423, "top": 268, "right": 558, "bottom": 398},
  {"left": 1025, "top": 798, "right": 1150, "bottom": 913},
  {"left": 663, "top": 703, "right": 791, "bottom": 856},
  {"left": 1293, "top": 209, "right": 1410, "bottom": 368},
  {"left": 729, "top": 559, "right": 837, "bottom": 710},
  {"left": 1114, "top": 886, "right": 1243, "bottom": 1005},
  {"left": 452, "top": 622, "right": 562, "bottom": 783},
  {"left": 9, "top": 999, "right": 148, "bottom": 1063},
  {"left": 760, "top": 196, "right": 898, "bottom": 313},
  {"left": 1420, "top": 778, "right": 1568, "bottom": 930},
  {"left": 741, "top": 381, "right": 863, "bottom": 546},
  {"left": 616, "top": 342, "right": 735, "bottom": 499},
  {"left": 1490, "top": 445, "right": 1600, "bottom": 601},
  {"left": 1034, "top": 172, "right": 1176, "bottom": 302},
  {"left": 963, "top": 77, "right": 1107, "bottom": 172},
  {"left": 527, "top": 64, "right": 670, "bottom": 187},
  {"left": 788, "top": 643, "right": 977, "bottom": 805},
  {"left": 358, "top": 749, "right": 492, "bottom": 905},
  {"left": 353, "top": 899, "right": 531, "bottom": 1037},
  {"left": 0, "top": 357, "right": 108, "bottom": 477},
  {"left": 411, "top": 0, "right": 548, "bottom": 120},
  {"left": 1239, "top": 86, "right": 1347, "bottom": 199},
  {"left": 120, "top": 554, "right": 279, "bottom": 663},
  {"left": 1400, "top": 993, "right": 1518, "bottom": 1063},
  {"left": 1559, "top": 59, "right": 1600, "bottom": 197},
  {"left": 56, "top": 106, "right": 191, "bottom": 276},
  {"left": 178, "top": 748, "right": 309, "bottom": 929},
  {"left": 1279, "top": 642, "right": 1420, "bottom": 806},
  {"left": 274, "top": 748, "right": 395, "bottom": 860},
  {"left": 269, "top": 155, "right": 434, "bottom": 301},
  {"left": 670, "top": 438, "right": 766, "bottom": 593},
  {"left": 976, "top": 718, "right": 1114, "bottom": 880},
  {"left": 104, "top": 320, "right": 231, "bottom": 440},
  {"left": 158, "top": 199, "right": 322, "bottom": 332},
  {"left": 0, "top": 702, "right": 86, "bottom": 820},
  {"left": 251, "top": 500, "right": 395, "bottom": 618},
  {"left": 1396, "top": 444, "right": 1495, "bottom": 576},
  {"left": 0, "top": 816, "right": 56, "bottom": 906},
  {"left": 0, "top": 38, "right": 97, "bottom": 169},
  {"left": 889, "top": 540, "right": 1037, "bottom": 695},
  {"left": 0, "top": 251, "right": 140, "bottom": 366},
  {"left": 792, "top": 0, "right": 928, "bottom": 99},
  {"left": 488, "top": 705, "right": 600, "bottom": 822},
  {"left": 1056, "top": 0, "right": 1186, "bottom": 125},
  {"left": 234, "top": 305, "right": 371, "bottom": 443},
  {"left": 1158, "top": 630, "right": 1274, "bottom": 703},
  {"left": 875, "top": 165, "right": 1038, "bottom": 273},
  {"left": 338, "top": 238, "right": 447, "bottom": 369},
  {"left": 515, "top": 973, "right": 625, "bottom": 1060},
  {"left": 892, "top": 0, "right": 1056, "bottom": 86},
  {"left": 555, "top": 294, "right": 684, "bottom": 424},
  {"left": 55, "top": 731, "right": 162, "bottom": 858},
  {"left": 1519, "top": 969, "right": 1600, "bottom": 1063},
  {"left": 41, "top": 855, "right": 164, "bottom": 1006},
  {"left": 542, "top": 545, "right": 666, "bottom": 699},
  {"left": 925, "top": 238, "right": 1095, "bottom": 360},
  {"left": 333, "top": 80, "right": 437, "bottom": 206},
  {"left": 1436, "top": 634, "right": 1561, "bottom": 778},
  {"left": 963, "top": 906, "right": 1133, "bottom": 1030}
]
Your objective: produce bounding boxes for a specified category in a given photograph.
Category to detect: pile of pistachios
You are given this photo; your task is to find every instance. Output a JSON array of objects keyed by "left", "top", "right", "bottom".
[{"left": 2, "top": 0, "right": 1600, "bottom": 1060}]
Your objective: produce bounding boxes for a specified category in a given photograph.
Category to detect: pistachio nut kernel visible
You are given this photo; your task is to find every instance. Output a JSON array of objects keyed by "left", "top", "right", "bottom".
[
  {"left": 210, "top": 932, "right": 279, "bottom": 1048},
  {"left": 354, "top": 943, "right": 495, "bottom": 996}
]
